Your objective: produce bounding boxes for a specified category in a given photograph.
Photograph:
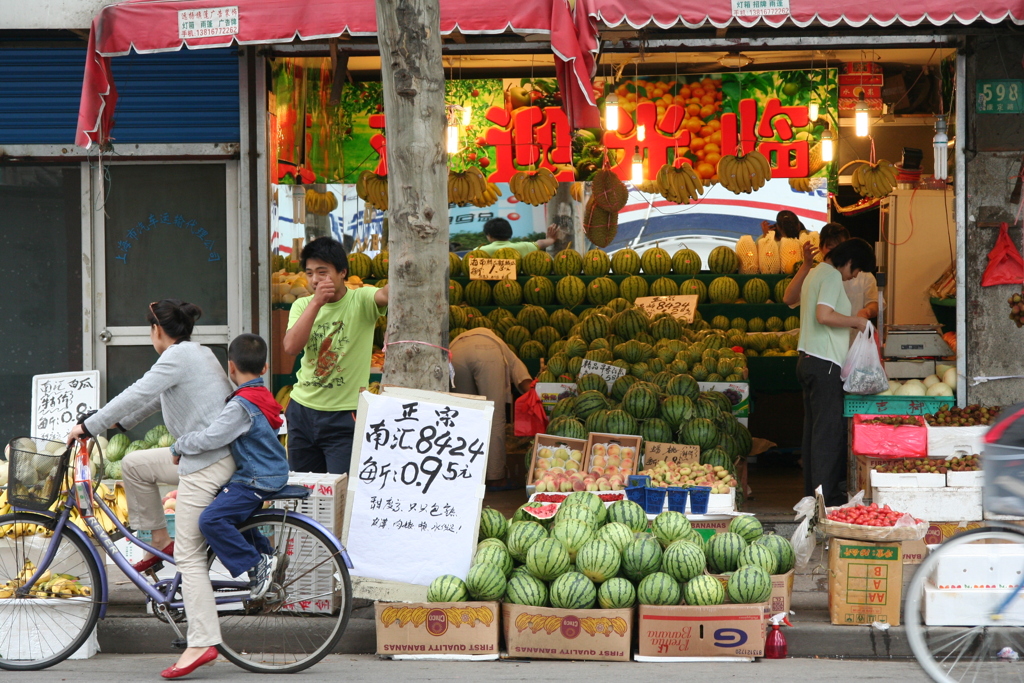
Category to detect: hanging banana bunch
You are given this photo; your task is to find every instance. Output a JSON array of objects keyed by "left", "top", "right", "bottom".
[
  {"left": 788, "top": 178, "right": 814, "bottom": 193},
  {"left": 717, "top": 150, "right": 771, "bottom": 195},
  {"left": 569, "top": 181, "right": 586, "bottom": 203},
  {"left": 304, "top": 188, "right": 338, "bottom": 216},
  {"left": 851, "top": 160, "right": 897, "bottom": 199},
  {"left": 356, "top": 170, "right": 389, "bottom": 211},
  {"left": 470, "top": 182, "right": 502, "bottom": 208},
  {"left": 656, "top": 163, "right": 705, "bottom": 204},
  {"left": 448, "top": 167, "right": 488, "bottom": 206},
  {"left": 510, "top": 167, "right": 558, "bottom": 206}
]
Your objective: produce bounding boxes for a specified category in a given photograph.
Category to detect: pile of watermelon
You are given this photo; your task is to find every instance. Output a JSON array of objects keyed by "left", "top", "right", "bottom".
[
  {"left": 426, "top": 495, "right": 794, "bottom": 610},
  {"left": 103, "top": 425, "right": 176, "bottom": 480}
]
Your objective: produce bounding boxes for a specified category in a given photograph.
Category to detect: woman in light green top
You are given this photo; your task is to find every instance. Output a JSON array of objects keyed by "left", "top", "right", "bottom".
[{"left": 796, "top": 239, "right": 875, "bottom": 507}]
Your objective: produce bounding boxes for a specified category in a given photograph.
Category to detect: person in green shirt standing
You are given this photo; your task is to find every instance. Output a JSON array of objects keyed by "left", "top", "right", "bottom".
[
  {"left": 796, "top": 238, "right": 874, "bottom": 506},
  {"left": 283, "top": 237, "right": 389, "bottom": 474},
  {"left": 478, "top": 217, "right": 557, "bottom": 256}
]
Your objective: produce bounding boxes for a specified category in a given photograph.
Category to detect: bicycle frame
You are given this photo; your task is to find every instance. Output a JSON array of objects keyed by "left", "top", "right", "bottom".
[{"left": 15, "top": 441, "right": 353, "bottom": 615}]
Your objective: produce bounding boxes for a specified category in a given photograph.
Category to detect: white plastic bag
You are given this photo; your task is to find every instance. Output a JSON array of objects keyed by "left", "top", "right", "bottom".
[
  {"left": 790, "top": 495, "right": 817, "bottom": 572},
  {"left": 841, "top": 322, "right": 889, "bottom": 395}
]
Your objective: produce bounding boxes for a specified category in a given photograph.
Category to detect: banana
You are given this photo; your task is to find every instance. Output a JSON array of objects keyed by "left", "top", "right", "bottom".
[
  {"left": 718, "top": 155, "right": 738, "bottom": 193},
  {"left": 570, "top": 182, "right": 585, "bottom": 202},
  {"left": 789, "top": 177, "right": 813, "bottom": 193},
  {"left": 746, "top": 149, "right": 772, "bottom": 186},
  {"left": 734, "top": 157, "right": 751, "bottom": 194}
]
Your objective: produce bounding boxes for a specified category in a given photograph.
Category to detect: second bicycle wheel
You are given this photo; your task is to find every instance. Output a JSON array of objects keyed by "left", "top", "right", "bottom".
[
  {"left": 905, "top": 525, "right": 1024, "bottom": 682},
  {"left": 211, "top": 511, "right": 352, "bottom": 673}
]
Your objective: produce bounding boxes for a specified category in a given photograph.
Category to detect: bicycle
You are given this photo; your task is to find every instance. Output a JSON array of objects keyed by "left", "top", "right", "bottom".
[
  {"left": 906, "top": 442, "right": 1024, "bottom": 682},
  {"left": 0, "top": 435, "right": 353, "bottom": 672}
]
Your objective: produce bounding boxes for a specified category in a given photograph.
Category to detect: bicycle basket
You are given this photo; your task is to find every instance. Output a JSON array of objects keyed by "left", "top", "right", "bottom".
[{"left": 5, "top": 437, "right": 72, "bottom": 511}]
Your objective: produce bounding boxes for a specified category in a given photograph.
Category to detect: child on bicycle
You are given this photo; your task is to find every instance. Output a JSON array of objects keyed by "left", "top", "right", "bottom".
[{"left": 170, "top": 333, "right": 289, "bottom": 600}]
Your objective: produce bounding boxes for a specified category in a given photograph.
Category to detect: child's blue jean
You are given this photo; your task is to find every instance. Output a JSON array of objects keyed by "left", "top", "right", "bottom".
[{"left": 198, "top": 482, "right": 276, "bottom": 578}]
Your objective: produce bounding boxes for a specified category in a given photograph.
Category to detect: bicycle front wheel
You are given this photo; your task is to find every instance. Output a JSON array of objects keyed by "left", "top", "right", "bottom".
[
  {"left": 905, "top": 525, "right": 1024, "bottom": 682},
  {"left": 212, "top": 511, "right": 352, "bottom": 673},
  {"left": 0, "top": 513, "right": 103, "bottom": 671}
]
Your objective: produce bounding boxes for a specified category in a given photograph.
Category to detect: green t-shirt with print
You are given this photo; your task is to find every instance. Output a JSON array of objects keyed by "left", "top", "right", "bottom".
[
  {"left": 287, "top": 286, "right": 386, "bottom": 411},
  {"left": 797, "top": 262, "right": 852, "bottom": 367},
  {"left": 479, "top": 240, "right": 537, "bottom": 257}
]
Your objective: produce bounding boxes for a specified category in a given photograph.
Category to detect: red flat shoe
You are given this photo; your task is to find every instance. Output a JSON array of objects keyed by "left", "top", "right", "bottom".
[
  {"left": 160, "top": 646, "right": 218, "bottom": 679},
  {"left": 132, "top": 542, "right": 174, "bottom": 573}
]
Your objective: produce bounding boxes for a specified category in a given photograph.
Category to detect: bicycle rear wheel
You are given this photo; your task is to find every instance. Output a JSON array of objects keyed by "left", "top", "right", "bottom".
[
  {"left": 0, "top": 513, "right": 103, "bottom": 671},
  {"left": 211, "top": 511, "right": 352, "bottom": 673},
  {"left": 905, "top": 525, "right": 1024, "bottom": 682}
]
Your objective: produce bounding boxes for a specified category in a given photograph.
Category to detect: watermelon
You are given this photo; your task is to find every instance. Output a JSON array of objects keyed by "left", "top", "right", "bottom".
[
  {"left": 684, "top": 574, "right": 726, "bottom": 606},
  {"left": 465, "top": 562, "right": 507, "bottom": 601},
  {"left": 479, "top": 507, "right": 508, "bottom": 541},
  {"left": 462, "top": 249, "right": 488, "bottom": 273},
  {"left": 649, "top": 277, "right": 679, "bottom": 298},
  {"left": 464, "top": 279, "right": 493, "bottom": 306},
  {"left": 775, "top": 277, "right": 793, "bottom": 304},
  {"left": 427, "top": 574, "right": 468, "bottom": 602},
  {"left": 709, "top": 277, "right": 740, "bottom": 304},
  {"left": 706, "top": 532, "right": 749, "bottom": 574},
  {"left": 576, "top": 539, "right": 621, "bottom": 583},
  {"left": 622, "top": 384, "right": 659, "bottom": 420},
  {"left": 708, "top": 246, "right": 740, "bottom": 273},
  {"left": 700, "top": 447, "right": 733, "bottom": 473},
  {"left": 550, "top": 519, "right": 595, "bottom": 562},
  {"left": 555, "top": 503, "right": 599, "bottom": 530},
  {"left": 580, "top": 314, "right": 611, "bottom": 343},
  {"left": 520, "top": 503, "right": 559, "bottom": 525},
  {"left": 523, "top": 249, "right": 553, "bottom": 276},
  {"left": 619, "top": 275, "right": 649, "bottom": 303},
  {"left": 662, "top": 541, "right": 707, "bottom": 582},
  {"left": 738, "top": 544, "right": 778, "bottom": 575},
  {"left": 597, "top": 522, "right": 635, "bottom": 553},
  {"left": 679, "top": 278, "right": 708, "bottom": 303},
  {"left": 672, "top": 249, "right": 702, "bottom": 275},
  {"left": 526, "top": 538, "right": 571, "bottom": 581},
  {"left": 517, "top": 305, "right": 549, "bottom": 332},
  {"left": 350, "top": 252, "right": 373, "bottom": 279},
  {"left": 607, "top": 500, "right": 647, "bottom": 532},
  {"left": 583, "top": 248, "right": 611, "bottom": 275},
  {"left": 523, "top": 276, "right": 555, "bottom": 305},
  {"left": 612, "top": 308, "right": 650, "bottom": 340},
  {"left": 564, "top": 336, "right": 588, "bottom": 358},
  {"left": 550, "top": 309, "right": 578, "bottom": 336},
  {"left": 659, "top": 396, "right": 695, "bottom": 430},
  {"left": 728, "top": 516, "right": 764, "bottom": 544},
  {"left": 598, "top": 577, "right": 637, "bottom": 609},
  {"left": 680, "top": 418, "right": 719, "bottom": 451},
  {"left": 506, "top": 521, "right": 548, "bottom": 563},
  {"left": 493, "top": 247, "right": 523, "bottom": 268},
  {"left": 144, "top": 425, "right": 168, "bottom": 446},
  {"left": 532, "top": 326, "right": 561, "bottom": 350},
  {"left": 622, "top": 536, "right": 663, "bottom": 582},
  {"left": 504, "top": 571, "right": 549, "bottom": 607},
  {"left": 587, "top": 277, "right": 618, "bottom": 305},
  {"left": 474, "top": 544, "right": 513, "bottom": 578},
  {"left": 548, "top": 417, "right": 587, "bottom": 440},
  {"left": 573, "top": 390, "right": 609, "bottom": 420},
  {"left": 549, "top": 572, "right": 597, "bottom": 609},
  {"left": 564, "top": 491, "right": 604, "bottom": 517},
  {"left": 651, "top": 511, "right": 692, "bottom": 548},
  {"left": 742, "top": 278, "right": 771, "bottom": 304},
  {"left": 727, "top": 565, "right": 772, "bottom": 604},
  {"left": 554, "top": 248, "right": 584, "bottom": 275},
  {"left": 755, "top": 534, "right": 796, "bottom": 574},
  {"left": 611, "top": 248, "right": 642, "bottom": 275},
  {"left": 665, "top": 375, "right": 699, "bottom": 400},
  {"left": 576, "top": 373, "right": 608, "bottom": 396},
  {"left": 556, "top": 275, "right": 587, "bottom": 307},
  {"left": 106, "top": 433, "right": 130, "bottom": 462},
  {"left": 639, "top": 418, "right": 673, "bottom": 445},
  {"left": 638, "top": 572, "right": 682, "bottom": 605}
]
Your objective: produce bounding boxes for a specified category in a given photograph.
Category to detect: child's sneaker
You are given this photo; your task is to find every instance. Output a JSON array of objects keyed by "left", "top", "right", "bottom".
[{"left": 249, "top": 554, "right": 278, "bottom": 600}]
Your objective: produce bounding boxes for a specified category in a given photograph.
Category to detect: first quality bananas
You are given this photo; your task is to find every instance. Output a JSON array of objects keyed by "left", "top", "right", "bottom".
[
  {"left": 447, "top": 167, "right": 489, "bottom": 206},
  {"left": 717, "top": 150, "right": 771, "bottom": 195},
  {"left": 510, "top": 168, "right": 558, "bottom": 206},
  {"left": 657, "top": 163, "right": 705, "bottom": 204}
]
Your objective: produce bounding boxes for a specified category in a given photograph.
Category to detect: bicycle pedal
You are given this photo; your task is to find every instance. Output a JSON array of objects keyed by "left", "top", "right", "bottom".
[
  {"left": 145, "top": 562, "right": 165, "bottom": 576},
  {"left": 170, "top": 638, "right": 188, "bottom": 650}
]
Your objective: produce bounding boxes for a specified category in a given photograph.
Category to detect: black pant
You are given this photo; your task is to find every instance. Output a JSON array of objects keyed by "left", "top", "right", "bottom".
[
  {"left": 796, "top": 354, "right": 848, "bottom": 506},
  {"left": 286, "top": 401, "right": 357, "bottom": 475}
]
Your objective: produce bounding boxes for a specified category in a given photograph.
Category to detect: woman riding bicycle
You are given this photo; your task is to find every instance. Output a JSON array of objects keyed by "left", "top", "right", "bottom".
[{"left": 67, "top": 299, "right": 235, "bottom": 678}]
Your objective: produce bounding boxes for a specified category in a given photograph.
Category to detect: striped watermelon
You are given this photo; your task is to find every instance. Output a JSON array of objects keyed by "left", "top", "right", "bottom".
[
  {"left": 611, "top": 248, "right": 641, "bottom": 275},
  {"left": 598, "top": 577, "right": 637, "bottom": 609},
  {"left": 659, "top": 395, "right": 695, "bottom": 429},
  {"left": 504, "top": 326, "right": 532, "bottom": 350},
  {"left": 706, "top": 532, "right": 749, "bottom": 573},
  {"left": 662, "top": 541, "right": 707, "bottom": 582},
  {"left": 708, "top": 246, "right": 739, "bottom": 273},
  {"left": 576, "top": 373, "right": 608, "bottom": 396},
  {"left": 730, "top": 317, "right": 748, "bottom": 333},
  {"left": 523, "top": 249, "right": 553, "bottom": 276},
  {"left": 467, "top": 316, "right": 494, "bottom": 330},
  {"left": 710, "top": 315, "right": 730, "bottom": 330},
  {"left": 784, "top": 315, "right": 800, "bottom": 331},
  {"left": 622, "top": 536, "right": 664, "bottom": 582},
  {"left": 517, "top": 305, "right": 549, "bottom": 332},
  {"left": 666, "top": 374, "right": 699, "bottom": 400},
  {"left": 581, "top": 314, "right": 611, "bottom": 343},
  {"left": 612, "top": 308, "right": 650, "bottom": 340},
  {"left": 532, "top": 326, "right": 562, "bottom": 349},
  {"left": 638, "top": 572, "right": 682, "bottom": 605},
  {"left": 738, "top": 544, "right": 778, "bottom": 575},
  {"left": 518, "top": 340, "right": 546, "bottom": 360},
  {"left": 549, "top": 309, "right": 578, "bottom": 336},
  {"left": 679, "top": 278, "right": 708, "bottom": 303},
  {"left": 479, "top": 507, "right": 508, "bottom": 541},
  {"left": 597, "top": 522, "right": 635, "bottom": 553},
  {"left": 650, "top": 277, "right": 679, "bottom": 298},
  {"left": 742, "top": 278, "right": 770, "bottom": 304},
  {"left": 504, "top": 571, "right": 549, "bottom": 607},
  {"left": 506, "top": 521, "right": 549, "bottom": 563},
  {"left": 556, "top": 275, "right": 587, "bottom": 307},
  {"left": 639, "top": 418, "right": 673, "bottom": 444},
  {"left": 603, "top": 409, "right": 638, "bottom": 436},
  {"left": 680, "top": 418, "right": 719, "bottom": 451},
  {"left": 607, "top": 500, "right": 648, "bottom": 532},
  {"left": 465, "top": 562, "right": 507, "bottom": 601},
  {"left": 555, "top": 503, "right": 599, "bottom": 530},
  {"left": 493, "top": 247, "right": 523, "bottom": 268},
  {"left": 652, "top": 511, "right": 692, "bottom": 548},
  {"left": 349, "top": 252, "right": 373, "bottom": 279},
  {"left": 462, "top": 249, "right": 488, "bottom": 273},
  {"left": 549, "top": 416, "right": 588, "bottom": 440},
  {"left": 650, "top": 314, "right": 682, "bottom": 340},
  {"left": 684, "top": 574, "right": 726, "bottom": 606},
  {"left": 619, "top": 275, "right": 649, "bottom": 303},
  {"left": 587, "top": 277, "right": 618, "bottom": 305},
  {"left": 727, "top": 565, "right": 772, "bottom": 604},
  {"left": 525, "top": 538, "right": 571, "bottom": 580},
  {"left": 550, "top": 519, "right": 595, "bottom": 562},
  {"left": 755, "top": 534, "right": 796, "bottom": 574},
  {"left": 607, "top": 297, "right": 631, "bottom": 313},
  {"left": 700, "top": 448, "right": 733, "bottom": 473},
  {"left": 475, "top": 544, "right": 514, "bottom": 578},
  {"left": 709, "top": 277, "right": 740, "bottom": 304},
  {"left": 774, "top": 277, "right": 792, "bottom": 304},
  {"left": 766, "top": 316, "right": 784, "bottom": 332},
  {"left": 553, "top": 248, "right": 584, "bottom": 275},
  {"left": 427, "top": 574, "right": 469, "bottom": 602},
  {"left": 464, "top": 279, "right": 493, "bottom": 306},
  {"left": 576, "top": 539, "right": 621, "bottom": 583},
  {"left": 573, "top": 390, "right": 608, "bottom": 420},
  {"left": 449, "top": 305, "right": 467, "bottom": 329},
  {"left": 523, "top": 276, "right": 555, "bottom": 305},
  {"left": 585, "top": 408, "right": 610, "bottom": 434},
  {"left": 492, "top": 279, "right": 522, "bottom": 306},
  {"left": 672, "top": 249, "right": 702, "bottom": 275},
  {"left": 641, "top": 247, "right": 672, "bottom": 275},
  {"left": 372, "top": 251, "right": 390, "bottom": 279},
  {"left": 449, "top": 280, "right": 463, "bottom": 305},
  {"left": 488, "top": 307, "right": 514, "bottom": 324},
  {"left": 622, "top": 384, "right": 659, "bottom": 420},
  {"left": 728, "top": 515, "right": 764, "bottom": 544},
  {"left": 564, "top": 336, "right": 588, "bottom": 358},
  {"left": 583, "top": 248, "right": 611, "bottom": 275},
  {"left": 549, "top": 572, "right": 597, "bottom": 609}
]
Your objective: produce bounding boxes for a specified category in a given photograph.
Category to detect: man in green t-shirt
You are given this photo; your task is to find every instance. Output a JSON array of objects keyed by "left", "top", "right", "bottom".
[
  {"left": 478, "top": 217, "right": 556, "bottom": 256},
  {"left": 796, "top": 238, "right": 874, "bottom": 506},
  {"left": 284, "top": 237, "right": 388, "bottom": 474}
]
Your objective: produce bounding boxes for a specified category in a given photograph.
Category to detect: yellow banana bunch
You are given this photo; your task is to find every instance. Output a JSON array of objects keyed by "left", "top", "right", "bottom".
[
  {"left": 569, "top": 181, "right": 585, "bottom": 202},
  {"left": 275, "top": 384, "right": 292, "bottom": 411},
  {"left": 510, "top": 168, "right": 558, "bottom": 206},
  {"left": 356, "top": 171, "right": 389, "bottom": 211},
  {"left": 447, "top": 167, "right": 488, "bottom": 206},
  {"left": 657, "top": 163, "right": 705, "bottom": 204},
  {"left": 304, "top": 189, "right": 338, "bottom": 216},
  {"left": 851, "top": 159, "right": 897, "bottom": 199},
  {"left": 789, "top": 177, "right": 814, "bottom": 193},
  {"left": 717, "top": 150, "right": 771, "bottom": 195},
  {"left": 469, "top": 182, "right": 502, "bottom": 208}
]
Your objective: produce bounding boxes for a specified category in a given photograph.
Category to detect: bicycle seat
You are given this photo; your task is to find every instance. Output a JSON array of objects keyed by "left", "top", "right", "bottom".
[{"left": 266, "top": 485, "right": 312, "bottom": 501}]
